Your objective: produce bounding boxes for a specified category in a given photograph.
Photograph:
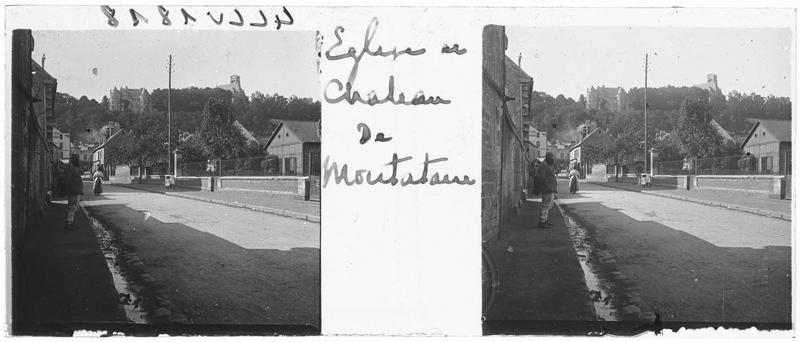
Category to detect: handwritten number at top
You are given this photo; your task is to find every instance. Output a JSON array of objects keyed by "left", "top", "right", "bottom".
[{"left": 101, "top": 6, "right": 294, "bottom": 29}]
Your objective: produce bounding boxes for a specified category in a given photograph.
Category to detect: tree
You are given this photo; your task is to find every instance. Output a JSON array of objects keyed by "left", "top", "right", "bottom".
[
  {"left": 175, "top": 132, "right": 207, "bottom": 163},
  {"left": 127, "top": 115, "right": 168, "bottom": 180},
  {"left": 652, "top": 130, "right": 682, "bottom": 162},
  {"left": 600, "top": 111, "right": 650, "bottom": 176},
  {"left": 674, "top": 98, "right": 722, "bottom": 158},
  {"left": 199, "top": 99, "right": 246, "bottom": 159}
]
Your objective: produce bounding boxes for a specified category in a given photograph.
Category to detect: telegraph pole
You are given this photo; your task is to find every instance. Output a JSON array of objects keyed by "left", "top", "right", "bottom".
[
  {"left": 168, "top": 54, "right": 173, "bottom": 176},
  {"left": 644, "top": 53, "right": 649, "bottom": 174}
]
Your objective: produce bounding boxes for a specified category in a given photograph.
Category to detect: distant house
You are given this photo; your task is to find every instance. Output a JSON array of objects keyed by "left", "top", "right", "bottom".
[
  {"left": 548, "top": 141, "right": 571, "bottom": 172},
  {"left": 710, "top": 119, "right": 736, "bottom": 145},
  {"left": 740, "top": 119, "right": 791, "bottom": 174},
  {"left": 233, "top": 120, "right": 259, "bottom": 145},
  {"left": 71, "top": 142, "right": 95, "bottom": 166},
  {"left": 569, "top": 127, "right": 612, "bottom": 179},
  {"left": 526, "top": 127, "right": 547, "bottom": 161},
  {"left": 51, "top": 127, "right": 71, "bottom": 162},
  {"left": 92, "top": 129, "right": 128, "bottom": 177},
  {"left": 263, "top": 120, "right": 321, "bottom": 176}
]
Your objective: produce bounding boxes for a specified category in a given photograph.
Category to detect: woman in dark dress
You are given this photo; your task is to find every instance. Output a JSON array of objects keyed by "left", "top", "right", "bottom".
[
  {"left": 92, "top": 167, "right": 104, "bottom": 195},
  {"left": 568, "top": 164, "right": 581, "bottom": 194}
]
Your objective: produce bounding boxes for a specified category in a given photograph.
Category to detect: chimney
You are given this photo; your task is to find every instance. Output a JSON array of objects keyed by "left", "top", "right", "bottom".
[
  {"left": 518, "top": 53, "right": 522, "bottom": 68},
  {"left": 41, "top": 54, "right": 46, "bottom": 69}
]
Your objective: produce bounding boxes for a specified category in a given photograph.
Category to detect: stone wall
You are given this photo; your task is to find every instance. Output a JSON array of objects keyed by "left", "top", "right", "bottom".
[
  {"left": 12, "top": 29, "right": 54, "bottom": 250},
  {"left": 694, "top": 175, "right": 785, "bottom": 198},
  {"left": 611, "top": 174, "right": 784, "bottom": 198},
  {"left": 215, "top": 176, "right": 309, "bottom": 200},
  {"left": 482, "top": 25, "right": 506, "bottom": 243},
  {"left": 481, "top": 25, "right": 527, "bottom": 243},
  {"left": 175, "top": 176, "right": 204, "bottom": 190}
]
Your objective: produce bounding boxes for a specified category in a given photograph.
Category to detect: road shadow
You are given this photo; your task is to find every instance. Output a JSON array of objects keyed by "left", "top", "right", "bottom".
[
  {"left": 558, "top": 200, "right": 791, "bottom": 327},
  {"left": 13, "top": 199, "right": 127, "bottom": 335},
  {"left": 483, "top": 198, "right": 596, "bottom": 334},
  {"left": 83, "top": 201, "right": 320, "bottom": 333}
]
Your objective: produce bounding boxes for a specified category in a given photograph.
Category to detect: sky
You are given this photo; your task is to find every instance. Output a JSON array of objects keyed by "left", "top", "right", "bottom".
[
  {"left": 32, "top": 30, "right": 320, "bottom": 101},
  {"left": 506, "top": 26, "right": 792, "bottom": 99}
]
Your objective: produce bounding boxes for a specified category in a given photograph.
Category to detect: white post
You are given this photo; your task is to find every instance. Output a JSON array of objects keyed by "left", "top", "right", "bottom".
[{"left": 174, "top": 151, "right": 179, "bottom": 178}]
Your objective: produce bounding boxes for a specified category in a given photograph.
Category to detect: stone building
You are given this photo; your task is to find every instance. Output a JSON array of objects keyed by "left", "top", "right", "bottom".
[
  {"left": 109, "top": 86, "right": 151, "bottom": 113},
  {"left": 12, "top": 30, "right": 59, "bottom": 317},
  {"left": 693, "top": 73, "right": 722, "bottom": 96},
  {"left": 586, "top": 86, "right": 629, "bottom": 112},
  {"left": 482, "top": 25, "right": 531, "bottom": 242}
]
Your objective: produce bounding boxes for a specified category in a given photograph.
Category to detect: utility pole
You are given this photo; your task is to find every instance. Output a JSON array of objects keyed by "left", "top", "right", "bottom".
[
  {"left": 168, "top": 54, "right": 173, "bottom": 177},
  {"left": 644, "top": 53, "right": 649, "bottom": 174}
]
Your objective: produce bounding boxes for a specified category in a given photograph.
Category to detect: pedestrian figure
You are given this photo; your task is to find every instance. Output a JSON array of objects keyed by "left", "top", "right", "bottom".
[
  {"left": 535, "top": 152, "right": 558, "bottom": 229},
  {"left": 568, "top": 164, "right": 581, "bottom": 194},
  {"left": 746, "top": 152, "right": 757, "bottom": 173},
  {"left": 92, "top": 167, "right": 104, "bottom": 195},
  {"left": 738, "top": 153, "right": 747, "bottom": 173},
  {"left": 63, "top": 154, "right": 84, "bottom": 231}
]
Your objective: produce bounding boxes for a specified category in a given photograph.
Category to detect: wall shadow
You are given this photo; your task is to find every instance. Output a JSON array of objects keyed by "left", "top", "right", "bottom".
[
  {"left": 559, "top": 200, "right": 791, "bottom": 325},
  {"left": 83, "top": 200, "right": 320, "bottom": 331}
]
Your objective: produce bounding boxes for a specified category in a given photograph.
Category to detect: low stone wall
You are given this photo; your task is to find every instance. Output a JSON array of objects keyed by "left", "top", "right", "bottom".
[
  {"left": 216, "top": 176, "right": 310, "bottom": 200},
  {"left": 175, "top": 176, "right": 205, "bottom": 190},
  {"left": 652, "top": 175, "right": 689, "bottom": 190},
  {"left": 693, "top": 175, "right": 786, "bottom": 199}
]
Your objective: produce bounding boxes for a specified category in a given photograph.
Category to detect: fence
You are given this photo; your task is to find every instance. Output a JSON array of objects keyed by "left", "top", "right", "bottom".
[
  {"left": 177, "top": 152, "right": 321, "bottom": 177},
  {"left": 655, "top": 152, "right": 792, "bottom": 176}
]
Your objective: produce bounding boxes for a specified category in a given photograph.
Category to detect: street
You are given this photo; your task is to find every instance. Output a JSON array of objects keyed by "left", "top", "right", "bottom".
[
  {"left": 81, "top": 183, "right": 320, "bottom": 327},
  {"left": 556, "top": 180, "right": 791, "bottom": 323}
]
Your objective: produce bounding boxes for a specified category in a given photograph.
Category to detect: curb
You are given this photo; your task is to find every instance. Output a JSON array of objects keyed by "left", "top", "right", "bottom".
[
  {"left": 113, "top": 183, "right": 321, "bottom": 223},
  {"left": 590, "top": 182, "right": 791, "bottom": 222}
]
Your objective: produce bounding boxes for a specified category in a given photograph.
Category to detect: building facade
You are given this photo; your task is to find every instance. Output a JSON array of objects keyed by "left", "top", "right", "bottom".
[
  {"left": 264, "top": 120, "right": 321, "bottom": 176},
  {"left": 527, "top": 126, "right": 547, "bottom": 161},
  {"left": 548, "top": 141, "right": 572, "bottom": 173},
  {"left": 12, "top": 30, "right": 58, "bottom": 316},
  {"left": 71, "top": 142, "right": 96, "bottom": 168},
  {"left": 109, "top": 87, "right": 151, "bottom": 113},
  {"left": 586, "top": 86, "right": 629, "bottom": 112},
  {"left": 740, "top": 119, "right": 791, "bottom": 174},
  {"left": 482, "top": 25, "right": 531, "bottom": 242},
  {"left": 51, "top": 127, "right": 71, "bottom": 162},
  {"left": 569, "top": 127, "right": 612, "bottom": 180}
]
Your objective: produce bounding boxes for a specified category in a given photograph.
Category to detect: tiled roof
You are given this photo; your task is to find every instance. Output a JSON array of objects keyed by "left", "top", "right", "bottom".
[
  {"left": 741, "top": 119, "right": 791, "bottom": 148},
  {"left": 263, "top": 120, "right": 320, "bottom": 149}
]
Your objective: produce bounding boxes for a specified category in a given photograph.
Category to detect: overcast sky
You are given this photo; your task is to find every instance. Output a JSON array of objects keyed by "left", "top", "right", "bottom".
[
  {"left": 32, "top": 30, "right": 319, "bottom": 101},
  {"left": 506, "top": 26, "right": 792, "bottom": 99}
]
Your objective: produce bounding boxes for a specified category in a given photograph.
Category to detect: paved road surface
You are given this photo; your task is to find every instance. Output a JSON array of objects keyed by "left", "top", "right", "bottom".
[
  {"left": 557, "top": 180, "right": 790, "bottom": 323},
  {"left": 82, "top": 184, "right": 320, "bottom": 327}
]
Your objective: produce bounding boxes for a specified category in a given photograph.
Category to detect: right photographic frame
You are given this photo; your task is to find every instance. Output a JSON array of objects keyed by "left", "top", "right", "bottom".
[{"left": 482, "top": 22, "right": 792, "bottom": 335}]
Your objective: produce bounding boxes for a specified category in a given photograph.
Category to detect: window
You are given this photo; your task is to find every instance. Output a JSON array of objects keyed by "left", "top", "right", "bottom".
[
  {"left": 284, "top": 157, "right": 297, "bottom": 175},
  {"left": 761, "top": 156, "right": 773, "bottom": 174}
]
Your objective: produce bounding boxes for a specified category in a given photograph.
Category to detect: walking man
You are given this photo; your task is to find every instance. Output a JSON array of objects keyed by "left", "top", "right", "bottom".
[
  {"left": 63, "top": 154, "right": 84, "bottom": 231},
  {"left": 536, "top": 152, "right": 558, "bottom": 228}
]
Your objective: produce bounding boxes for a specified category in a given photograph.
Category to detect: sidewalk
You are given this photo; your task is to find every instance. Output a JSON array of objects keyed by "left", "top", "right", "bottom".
[
  {"left": 484, "top": 194, "right": 595, "bottom": 330},
  {"left": 14, "top": 189, "right": 126, "bottom": 335},
  {"left": 591, "top": 181, "right": 791, "bottom": 221},
  {"left": 114, "top": 182, "right": 320, "bottom": 223}
]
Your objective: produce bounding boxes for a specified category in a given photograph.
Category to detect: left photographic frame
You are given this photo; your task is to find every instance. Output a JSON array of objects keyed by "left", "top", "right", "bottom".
[{"left": 10, "top": 28, "right": 321, "bottom": 335}]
